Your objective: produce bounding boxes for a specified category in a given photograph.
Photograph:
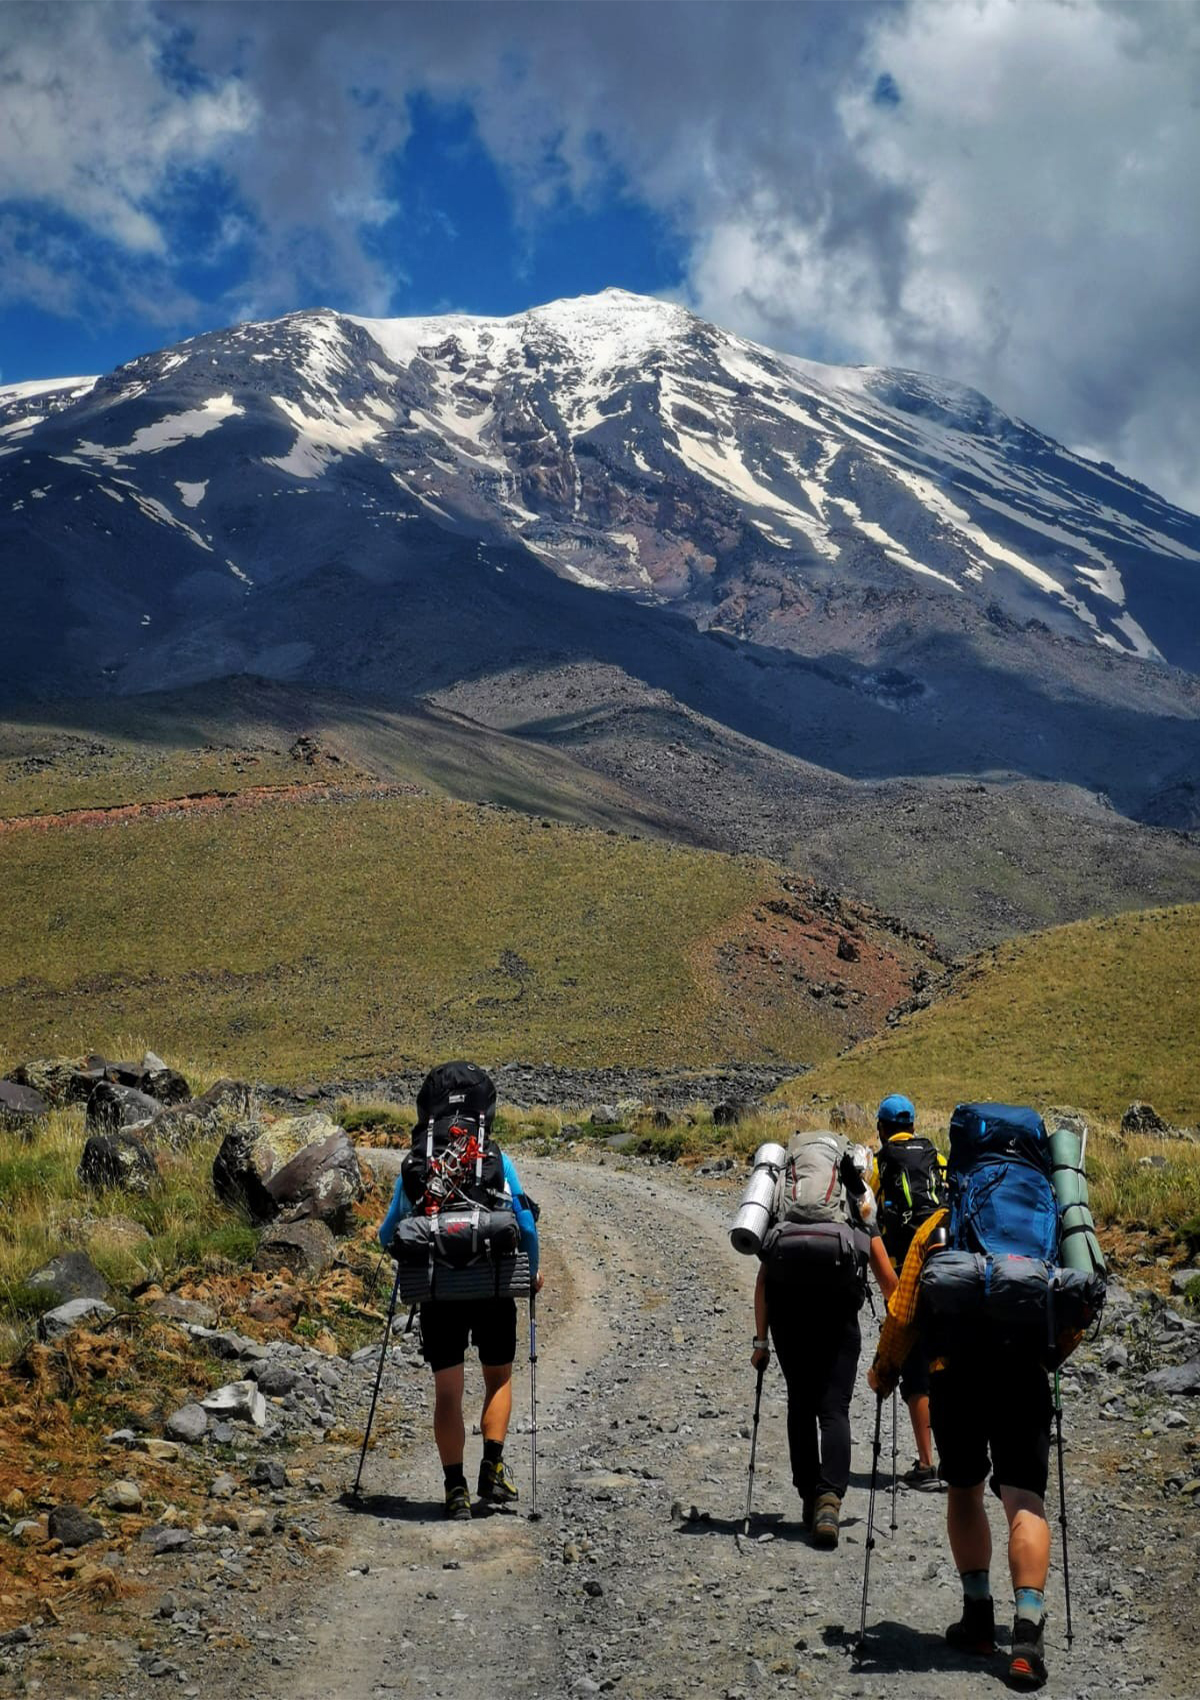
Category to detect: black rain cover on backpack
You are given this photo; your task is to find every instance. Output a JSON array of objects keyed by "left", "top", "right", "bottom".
[
  {"left": 878, "top": 1136, "right": 943, "bottom": 1265},
  {"left": 403, "top": 1062, "right": 504, "bottom": 1212}
]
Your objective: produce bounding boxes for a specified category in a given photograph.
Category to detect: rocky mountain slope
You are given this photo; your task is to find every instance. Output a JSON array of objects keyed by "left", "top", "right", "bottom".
[{"left": 2, "top": 291, "right": 1198, "bottom": 836}]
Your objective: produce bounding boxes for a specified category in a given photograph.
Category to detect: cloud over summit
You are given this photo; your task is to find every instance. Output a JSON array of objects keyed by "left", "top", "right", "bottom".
[{"left": 2, "top": 0, "right": 1197, "bottom": 508}]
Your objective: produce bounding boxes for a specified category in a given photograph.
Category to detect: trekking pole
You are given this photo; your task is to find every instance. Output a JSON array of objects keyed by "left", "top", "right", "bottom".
[
  {"left": 1054, "top": 1369, "right": 1074, "bottom": 1647},
  {"left": 857, "top": 1393, "right": 884, "bottom": 1654},
  {"left": 890, "top": 1389, "right": 899, "bottom": 1531},
  {"left": 527, "top": 1292, "right": 541, "bottom": 1521},
  {"left": 350, "top": 1258, "right": 402, "bottom": 1498},
  {"left": 743, "top": 1360, "right": 767, "bottom": 1535}
]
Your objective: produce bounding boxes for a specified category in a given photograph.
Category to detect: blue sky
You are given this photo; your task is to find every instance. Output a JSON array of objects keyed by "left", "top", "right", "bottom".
[{"left": 2, "top": 0, "right": 1198, "bottom": 508}]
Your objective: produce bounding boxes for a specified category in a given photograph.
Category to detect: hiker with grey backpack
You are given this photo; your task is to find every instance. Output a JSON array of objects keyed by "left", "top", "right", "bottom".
[
  {"left": 869, "top": 1102, "right": 1106, "bottom": 1689},
  {"left": 377, "top": 1061, "right": 542, "bottom": 1520},
  {"left": 732, "top": 1130, "right": 898, "bottom": 1547}
]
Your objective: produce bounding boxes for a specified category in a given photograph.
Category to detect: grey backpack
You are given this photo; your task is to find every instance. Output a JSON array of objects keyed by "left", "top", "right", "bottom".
[{"left": 778, "top": 1132, "right": 850, "bottom": 1225}]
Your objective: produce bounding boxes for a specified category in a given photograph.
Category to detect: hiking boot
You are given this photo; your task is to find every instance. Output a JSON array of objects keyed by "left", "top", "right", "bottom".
[
  {"left": 945, "top": 1595, "right": 996, "bottom": 1656},
  {"left": 476, "top": 1456, "right": 519, "bottom": 1505},
  {"left": 903, "top": 1460, "right": 942, "bottom": 1491},
  {"left": 444, "top": 1482, "right": 472, "bottom": 1521},
  {"left": 1008, "top": 1617, "right": 1047, "bottom": 1689},
  {"left": 811, "top": 1492, "right": 841, "bottom": 1549}
]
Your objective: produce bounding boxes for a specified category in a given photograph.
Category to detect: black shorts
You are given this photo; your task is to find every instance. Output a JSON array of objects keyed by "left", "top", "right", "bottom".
[
  {"left": 899, "top": 1341, "right": 930, "bottom": 1402},
  {"left": 419, "top": 1298, "right": 517, "bottom": 1374},
  {"left": 930, "top": 1356, "right": 1052, "bottom": 1498}
]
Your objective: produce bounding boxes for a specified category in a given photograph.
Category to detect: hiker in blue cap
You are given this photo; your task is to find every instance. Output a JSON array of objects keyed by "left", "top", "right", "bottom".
[{"left": 868, "top": 1093, "right": 946, "bottom": 1488}]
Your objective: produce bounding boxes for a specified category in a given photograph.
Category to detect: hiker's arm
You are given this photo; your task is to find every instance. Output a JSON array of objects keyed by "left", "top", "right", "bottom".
[
  {"left": 378, "top": 1173, "right": 412, "bottom": 1250},
  {"left": 868, "top": 1210, "right": 944, "bottom": 1394},
  {"left": 869, "top": 1234, "right": 899, "bottom": 1302},
  {"left": 503, "top": 1154, "right": 541, "bottom": 1287},
  {"left": 751, "top": 1265, "right": 770, "bottom": 1369}
]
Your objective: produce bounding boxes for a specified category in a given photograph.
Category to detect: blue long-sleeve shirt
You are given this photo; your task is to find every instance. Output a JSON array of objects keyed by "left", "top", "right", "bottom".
[{"left": 379, "top": 1150, "right": 539, "bottom": 1281}]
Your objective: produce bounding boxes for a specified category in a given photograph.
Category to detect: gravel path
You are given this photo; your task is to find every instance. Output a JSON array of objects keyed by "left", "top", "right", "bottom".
[
  {"left": 6, "top": 1155, "right": 1194, "bottom": 1699},
  {"left": 258, "top": 1157, "right": 1196, "bottom": 1700}
]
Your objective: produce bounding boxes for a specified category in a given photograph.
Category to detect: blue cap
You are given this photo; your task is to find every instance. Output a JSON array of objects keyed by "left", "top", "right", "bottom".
[{"left": 877, "top": 1093, "right": 915, "bottom": 1131}]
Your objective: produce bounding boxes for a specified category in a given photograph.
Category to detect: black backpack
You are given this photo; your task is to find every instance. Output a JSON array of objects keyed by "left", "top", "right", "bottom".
[
  {"left": 402, "top": 1061, "right": 505, "bottom": 1212},
  {"left": 877, "top": 1135, "right": 944, "bottom": 1265}
]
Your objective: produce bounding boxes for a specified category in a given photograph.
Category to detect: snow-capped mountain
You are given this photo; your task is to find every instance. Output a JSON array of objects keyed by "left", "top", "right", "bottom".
[{"left": 2, "top": 290, "right": 1198, "bottom": 821}]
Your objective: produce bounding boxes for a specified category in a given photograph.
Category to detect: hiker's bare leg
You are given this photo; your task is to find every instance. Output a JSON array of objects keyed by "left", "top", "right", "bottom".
[
  {"left": 907, "top": 1393, "right": 935, "bottom": 1468},
  {"left": 433, "top": 1364, "right": 466, "bottom": 1465},
  {"left": 947, "top": 1481, "right": 992, "bottom": 1573},
  {"left": 999, "top": 1485, "right": 1051, "bottom": 1592},
  {"left": 481, "top": 1362, "right": 513, "bottom": 1444}
]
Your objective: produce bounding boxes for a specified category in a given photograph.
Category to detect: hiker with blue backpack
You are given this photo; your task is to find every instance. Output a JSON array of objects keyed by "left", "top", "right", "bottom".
[
  {"left": 868, "top": 1102, "right": 1106, "bottom": 1690},
  {"left": 869, "top": 1092, "right": 947, "bottom": 1490},
  {"left": 378, "top": 1061, "right": 542, "bottom": 1520}
]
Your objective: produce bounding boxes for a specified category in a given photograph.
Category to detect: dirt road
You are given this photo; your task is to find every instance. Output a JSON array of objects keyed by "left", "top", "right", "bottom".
[{"left": 247, "top": 1156, "right": 1193, "bottom": 1700}]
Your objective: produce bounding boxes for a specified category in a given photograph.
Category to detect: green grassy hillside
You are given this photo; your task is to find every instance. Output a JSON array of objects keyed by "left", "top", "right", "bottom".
[
  {"left": 790, "top": 902, "right": 1200, "bottom": 1122},
  {"left": 0, "top": 677, "right": 698, "bottom": 838},
  {"left": 0, "top": 790, "right": 937, "bottom": 1081}
]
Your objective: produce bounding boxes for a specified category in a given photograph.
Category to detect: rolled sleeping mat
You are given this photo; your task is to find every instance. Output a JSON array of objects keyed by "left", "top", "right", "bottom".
[
  {"left": 729, "top": 1141, "right": 788, "bottom": 1256},
  {"left": 1049, "top": 1126, "right": 1107, "bottom": 1279}
]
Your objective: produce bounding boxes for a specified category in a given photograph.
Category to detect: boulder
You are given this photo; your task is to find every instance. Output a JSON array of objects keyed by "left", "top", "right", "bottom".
[
  {"left": 713, "top": 1099, "right": 758, "bottom": 1127},
  {"left": 7, "top": 1056, "right": 103, "bottom": 1107},
  {"left": 1143, "top": 1359, "right": 1200, "bottom": 1398},
  {"left": 26, "top": 1251, "right": 112, "bottom": 1306},
  {"left": 249, "top": 1361, "right": 300, "bottom": 1396},
  {"left": 150, "top": 1079, "right": 252, "bottom": 1150},
  {"left": 590, "top": 1106, "right": 620, "bottom": 1126},
  {"left": 147, "top": 1295, "right": 217, "bottom": 1328},
  {"left": 1171, "top": 1269, "right": 1199, "bottom": 1300},
  {"left": 213, "top": 1112, "right": 363, "bottom": 1230},
  {"left": 1121, "top": 1101, "right": 1171, "bottom": 1136},
  {"left": 253, "top": 1219, "right": 336, "bottom": 1277},
  {"left": 0, "top": 1080, "right": 49, "bottom": 1136},
  {"left": 829, "top": 1101, "right": 869, "bottom": 1132},
  {"left": 164, "top": 1404, "right": 209, "bottom": 1444},
  {"left": 37, "top": 1298, "right": 116, "bottom": 1341},
  {"left": 78, "top": 1214, "right": 154, "bottom": 1260},
  {"left": 47, "top": 1505, "right": 104, "bottom": 1548},
  {"left": 1046, "top": 1106, "right": 1090, "bottom": 1138},
  {"left": 78, "top": 1131, "right": 158, "bottom": 1193},
  {"left": 102, "top": 1481, "right": 142, "bottom": 1513},
  {"left": 200, "top": 1381, "right": 267, "bottom": 1427},
  {"left": 86, "top": 1080, "right": 160, "bottom": 1133}
]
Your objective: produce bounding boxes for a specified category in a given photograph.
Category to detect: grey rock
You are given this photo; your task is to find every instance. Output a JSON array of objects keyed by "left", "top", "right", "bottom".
[
  {"left": 148, "top": 1295, "right": 218, "bottom": 1328},
  {"left": 213, "top": 1112, "right": 364, "bottom": 1230},
  {"left": 164, "top": 1403, "right": 209, "bottom": 1443},
  {"left": 103, "top": 1481, "right": 143, "bottom": 1512},
  {"left": 250, "top": 1460, "right": 288, "bottom": 1488},
  {"left": 209, "top": 1473, "right": 239, "bottom": 1500},
  {"left": 78, "top": 1130, "right": 158, "bottom": 1193},
  {"left": 253, "top": 1219, "right": 336, "bottom": 1277},
  {"left": 201, "top": 1380, "right": 268, "bottom": 1426},
  {"left": 0, "top": 1080, "right": 49, "bottom": 1133},
  {"left": 86, "top": 1080, "right": 161, "bottom": 1132},
  {"left": 1171, "top": 1268, "right": 1199, "bottom": 1298},
  {"left": 140, "top": 1526, "right": 194, "bottom": 1556},
  {"left": 37, "top": 1297, "right": 116, "bottom": 1340},
  {"left": 26, "top": 1251, "right": 112, "bottom": 1306},
  {"left": 250, "top": 1362, "right": 300, "bottom": 1396},
  {"left": 149, "top": 1078, "right": 252, "bottom": 1150},
  {"left": 1143, "top": 1359, "right": 1200, "bottom": 1397},
  {"left": 591, "top": 1106, "right": 620, "bottom": 1126},
  {"left": 713, "top": 1100, "right": 756, "bottom": 1127},
  {"left": 0, "top": 1625, "right": 34, "bottom": 1647},
  {"left": 48, "top": 1504, "right": 104, "bottom": 1548}
]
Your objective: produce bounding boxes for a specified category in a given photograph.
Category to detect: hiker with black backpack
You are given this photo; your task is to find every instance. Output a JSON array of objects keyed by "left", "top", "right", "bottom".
[
  {"left": 868, "top": 1102, "right": 1106, "bottom": 1690},
  {"left": 735, "top": 1130, "right": 898, "bottom": 1549},
  {"left": 378, "top": 1061, "right": 542, "bottom": 1521},
  {"left": 869, "top": 1092, "right": 947, "bottom": 1491}
]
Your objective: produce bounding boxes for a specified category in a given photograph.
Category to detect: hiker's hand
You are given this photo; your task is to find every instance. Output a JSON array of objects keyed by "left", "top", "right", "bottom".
[
  {"left": 533, "top": 1270, "right": 545, "bottom": 1293},
  {"left": 751, "top": 1345, "right": 770, "bottom": 1371},
  {"left": 868, "top": 1364, "right": 890, "bottom": 1396}
]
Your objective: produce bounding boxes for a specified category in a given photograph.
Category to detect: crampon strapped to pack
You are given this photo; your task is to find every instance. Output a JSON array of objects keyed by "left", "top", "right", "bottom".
[{"left": 918, "top": 1102, "right": 1106, "bottom": 1362}]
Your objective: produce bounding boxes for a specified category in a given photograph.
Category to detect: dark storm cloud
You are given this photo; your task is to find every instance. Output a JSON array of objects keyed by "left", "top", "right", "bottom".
[{"left": 2, "top": 0, "right": 1198, "bottom": 508}]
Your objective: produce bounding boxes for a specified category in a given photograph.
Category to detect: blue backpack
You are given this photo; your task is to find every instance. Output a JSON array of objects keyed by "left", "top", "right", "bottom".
[{"left": 946, "top": 1103, "right": 1059, "bottom": 1262}]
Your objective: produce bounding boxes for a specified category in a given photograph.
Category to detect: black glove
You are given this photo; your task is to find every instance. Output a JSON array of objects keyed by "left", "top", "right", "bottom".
[{"left": 839, "top": 1149, "right": 866, "bottom": 1197}]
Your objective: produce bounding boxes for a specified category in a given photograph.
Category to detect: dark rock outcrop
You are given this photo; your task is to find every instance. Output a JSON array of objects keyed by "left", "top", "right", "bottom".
[
  {"left": 149, "top": 1078, "right": 253, "bottom": 1150},
  {"left": 86, "top": 1080, "right": 160, "bottom": 1133},
  {"left": 213, "top": 1112, "right": 363, "bottom": 1230},
  {"left": 0, "top": 1080, "right": 49, "bottom": 1135},
  {"left": 78, "top": 1130, "right": 159, "bottom": 1193},
  {"left": 47, "top": 1505, "right": 104, "bottom": 1548},
  {"left": 253, "top": 1219, "right": 336, "bottom": 1276},
  {"left": 25, "top": 1251, "right": 112, "bottom": 1306}
]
